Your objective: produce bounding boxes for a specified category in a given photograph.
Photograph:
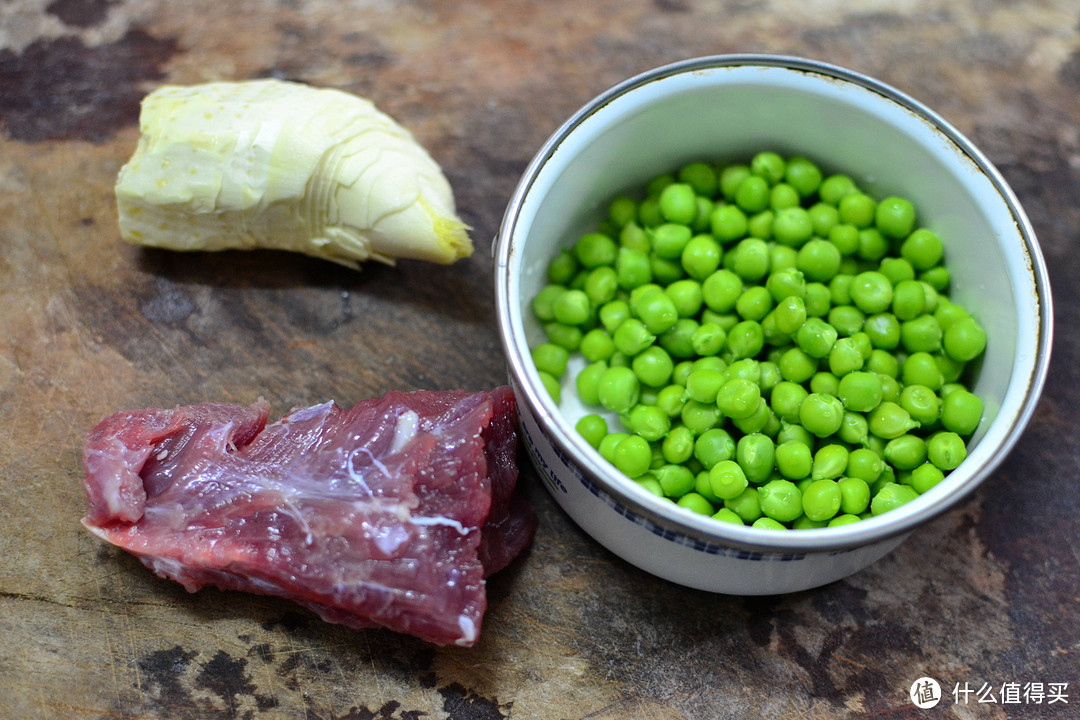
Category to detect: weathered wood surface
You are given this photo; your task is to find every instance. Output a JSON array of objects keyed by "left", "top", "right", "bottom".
[{"left": 2, "top": 1, "right": 1078, "bottom": 718}]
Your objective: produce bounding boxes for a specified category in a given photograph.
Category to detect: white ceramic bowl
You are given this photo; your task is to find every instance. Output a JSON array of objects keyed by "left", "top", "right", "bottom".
[{"left": 493, "top": 55, "right": 1053, "bottom": 594}]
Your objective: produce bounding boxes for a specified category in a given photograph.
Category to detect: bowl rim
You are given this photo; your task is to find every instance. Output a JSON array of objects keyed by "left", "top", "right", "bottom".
[{"left": 494, "top": 53, "right": 1054, "bottom": 553}]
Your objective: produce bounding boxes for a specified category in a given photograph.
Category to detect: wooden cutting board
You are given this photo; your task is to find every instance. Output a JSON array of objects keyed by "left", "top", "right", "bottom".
[{"left": 2, "top": 2, "right": 1078, "bottom": 718}]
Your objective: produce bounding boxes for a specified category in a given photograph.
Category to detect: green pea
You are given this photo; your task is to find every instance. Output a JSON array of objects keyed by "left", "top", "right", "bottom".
[
  {"left": 884, "top": 434, "right": 927, "bottom": 471},
  {"left": 702, "top": 269, "right": 743, "bottom": 312},
  {"left": 612, "top": 318, "right": 655, "bottom": 356},
  {"left": 544, "top": 322, "right": 583, "bottom": 351},
  {"left": 846, "top": 447, "right": 884, "bottom": 483},
  {"left": 870, "top": 482, "right": 918, "bottom": 516},
  {"left": 810, "top": 371, "right": 840, "bottom": 397},
  {"left": 776, "top": 420, "right": 815, "bottom": 449},
  {"left": 548, "top": 248, "right": 580, "bottom": 285},
  {"left": 655, "top": 463, "right": 696, "bottom": 498},
  {"left": 877, "top": 374, "right": 902, "bottom": 403},
  {"left": 804, "top": 282, "right": 832, "bottom": 318},
  {"left": 785, "top": 156, "right": 823, "bottom": 197},
  {"left": 828, "top": 337, "right": 864, "bottom": 376},
  {"left": 612, "top": 434, "right": 653, "bottom": 478},
  {"left": 879, "top": 256, "right": 915, "bottom": 286},
  {"left": 849, "top": 271, "right": 894, "bottom": 314},
  {"left": 574, "top": 232, "right": 618, "bottom": 268},
  {"left": 778, "top": 346, "right": 819, "bottom": 384},
  {"left": 775, "top": 440, "right": 813, "bottom": 480},
  {"left": 576, "top": 361, "right": 608, "bottom": 405},
  {"left": 751, "top": 151, "right": 786, "bottom": 185},
  {"left": 658, "top": 183, "right": 698, "bottom": 225},
  {"left": 599, "top": 432, "right": 629, "bottom": 463},
  {"left": 681, "top": 399, "right": 721, "bottom": 434},
  {"left": 864, "top": 312, "right": 901, "bottom": 349},
  {"left": 715, "top": 377, "right": 761, "bottom": 419},
  {"left": 770, "top": 381, "right": 810, "bottom": 423},
  {"left": 735, "top": 174, "right": 770, "bottom": 213},
  {"left": 941, "top": 389, "right": 983, "bottom": 435},
  {"left": 909, "top": 463, "right": 945, "bottom": 494},
  {"left": 796, "top": 317, "right": 838, "bottom": 358},
  {"left": 899, "top": 384, "right": 940, "bottom": 426},
  {"left": 943, "top": 316, "right": 987, "bottom": 362},
  {"left": 807, "top": 201, "right": 838, "bottom": 237},
  {"left": 773, "top": 206, "right": 814, "bottom": 247},
  {"left": 710, "top": 204, "right": 748, "bottom": 243},
  {"left": 532, "top": 343, "right": 569, "bottom": 378},
  {"left": 538, "top": 371, "right": 561, "bottom": 403},
  {"left": 706, "top": 459, "right": 748, "bottom": 501},
  {"left": 664, "top": 279, "right": 704, "bottom": 318},
  {"left": 681, "top": 235, "right": 723, "bottom": 280},
  {"left": 799, "top": 392, "right": 845, "bottom": 437},
  {"left": 900, "top": 315, "right": 943, "bottom": 353},
  {"left": 828, "top": 514, "right": 862, "bottom": 527},
  {"left": 838, "top": 477, "right": 871, "bottom": 515},
  {"left": 628, "top": 405, "right": 671, "bottom": 442},
  {"left": 690, "top": 322, "right": 726, "bottom": 357},
  {"left": 712, "top": 507, "right": 745, "bottom": 525},
  {"left": 902, "top": 351, "right": 945, "bottom": 390},
  {"left": 819, "top": 174, "right": 858, "bottom": 205},
  {"left": 685, "top": 368, "right": 726, "bottom": 404},
  {"left": 679, "top": 161, "right": 718, "bottom": 197},
  {"left": 724, "top": 486, "right": 763, "bottom": 522},
  {"left": 575, "top": 413, "right": 608, "bottom": 448},
  {"left": 635, "top": 287, "right": 680, "bottom": 335},
  {"left": 733, "top": 286, "right": 773, "bottom": 322},
  {"left": 726, "top": 320, "right": 765, "bottom": 359},
  {"left": 797, "top": 239, "right": 842, "bottom": 282},
  {"left": 616, "top": 247, "right": 653, "bottom": 290},
  {"left": 732, "top": 398, "right": 774, "bottom": 435},
  {"left": 874, "top": 196, "right": 916, "bottom": 239},
  {"left": 773, "top": 296, "right": 807, "bottom": 335},
  {"left": 532, "top": 284, "right": 567, "bottom": 322},
  {"left": 857, "top": 228, "right": 890, "bottom": 262},
  {"left": 802, "top": 479, "right": 842, "bottom": 522},
  {"left": 901, "top": 229, "right": 944, "bottom": 270},
  {"left": 866, "top": 348, "right": 900, "bottom": 378},
  {"left": 732, "top": 237, "right": 771, "bottom": 282},
  {"left": 758, "top": 479, "right": 803, "bottom": 523},
  {"left": 631, "top": 345, "right": 674, "bottom": 388},
  {"left": 927, "top": 431, "right": 967, "bottom": 471},
  {"left": 812, "top": 444, "right": 849, "bottom": 481},
  {"left": 597, "top": 365, "right": 640, "bottom": 412},
  {"left": 773, "top": 245, "right": 799, "bottom": 273},
  {"left": 753, "top": 517, "right": 788, "bottom": 530},
  {"left": 868, "top": 401, "right": 920, "bottom": 439},
  {"left": 636, "top": 475, "right": 664, "bottom": 496},
  {"left": 766, "top": 267, "right": 807, "bottom": 303},
  {"left": 737, "top": 432, "right": 776, "bottom": 484},
  {"left": 828, "top": 223, "right": 860, "bottom": 256},
  {"left": 656, "top": 383, "right": 687, "bottom": 419},
  {"left": 658, "top": 318, "right": 700, "bottom": 359},
  {"left": 891, "top": 279, "right": 926, "bottom": 321},
  {"left": 661, "top": 424, "right": 694, "bottom": 463},
  {"left": 837, "top": 371, "right": 882, "bottom": 412},
  {"left": 748, "top": 210, "right": 774, "bottom": 240},
  {"left": 580, "top": 328, "right": 616, "bottom": 363},
  {"left": 691, "top": 427, "right": 735, "bottom": 469},
  {"left": 676, "top": 492, "right": 715, "bottom": 515},
  {"left": 599, "top": 299, "right": 631, "bottom": 333},
  {"left": 838, "top": 192, "right": 877, "bottom": 228},
  {"left": 719, "top": 164, "right": 751, "bottom": 200},
  {"left": 920, "top": 265, "right": 951, "bottom": 292}
]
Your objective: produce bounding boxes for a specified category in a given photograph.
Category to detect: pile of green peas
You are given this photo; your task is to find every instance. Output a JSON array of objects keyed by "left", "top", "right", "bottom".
[{"left": 530, "top": 151, "right": 987, "bottom": 530}]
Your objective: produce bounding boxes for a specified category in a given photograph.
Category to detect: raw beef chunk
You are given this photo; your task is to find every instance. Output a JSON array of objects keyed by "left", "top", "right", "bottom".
[{"left": 81, "top": 387, "right": 535, "bottom": 647}]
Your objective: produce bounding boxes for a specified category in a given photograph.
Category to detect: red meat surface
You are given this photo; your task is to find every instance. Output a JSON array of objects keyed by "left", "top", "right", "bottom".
[{"left": 81, "top": 387, "right": 535, "bottom": 647}]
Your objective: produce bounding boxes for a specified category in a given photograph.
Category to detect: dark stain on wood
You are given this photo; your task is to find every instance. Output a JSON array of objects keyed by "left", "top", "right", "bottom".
[
  {"left": 46, "top": 0, "right": 116, "bottom": 28},
  {"left": 0, "top": 29, "right": 179, "bottom": 142}
]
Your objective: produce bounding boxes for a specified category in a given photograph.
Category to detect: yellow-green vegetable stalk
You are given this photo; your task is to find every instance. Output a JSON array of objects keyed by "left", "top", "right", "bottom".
[{"left": 115, "top": 79, "right": 472, "bottom": 268}]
